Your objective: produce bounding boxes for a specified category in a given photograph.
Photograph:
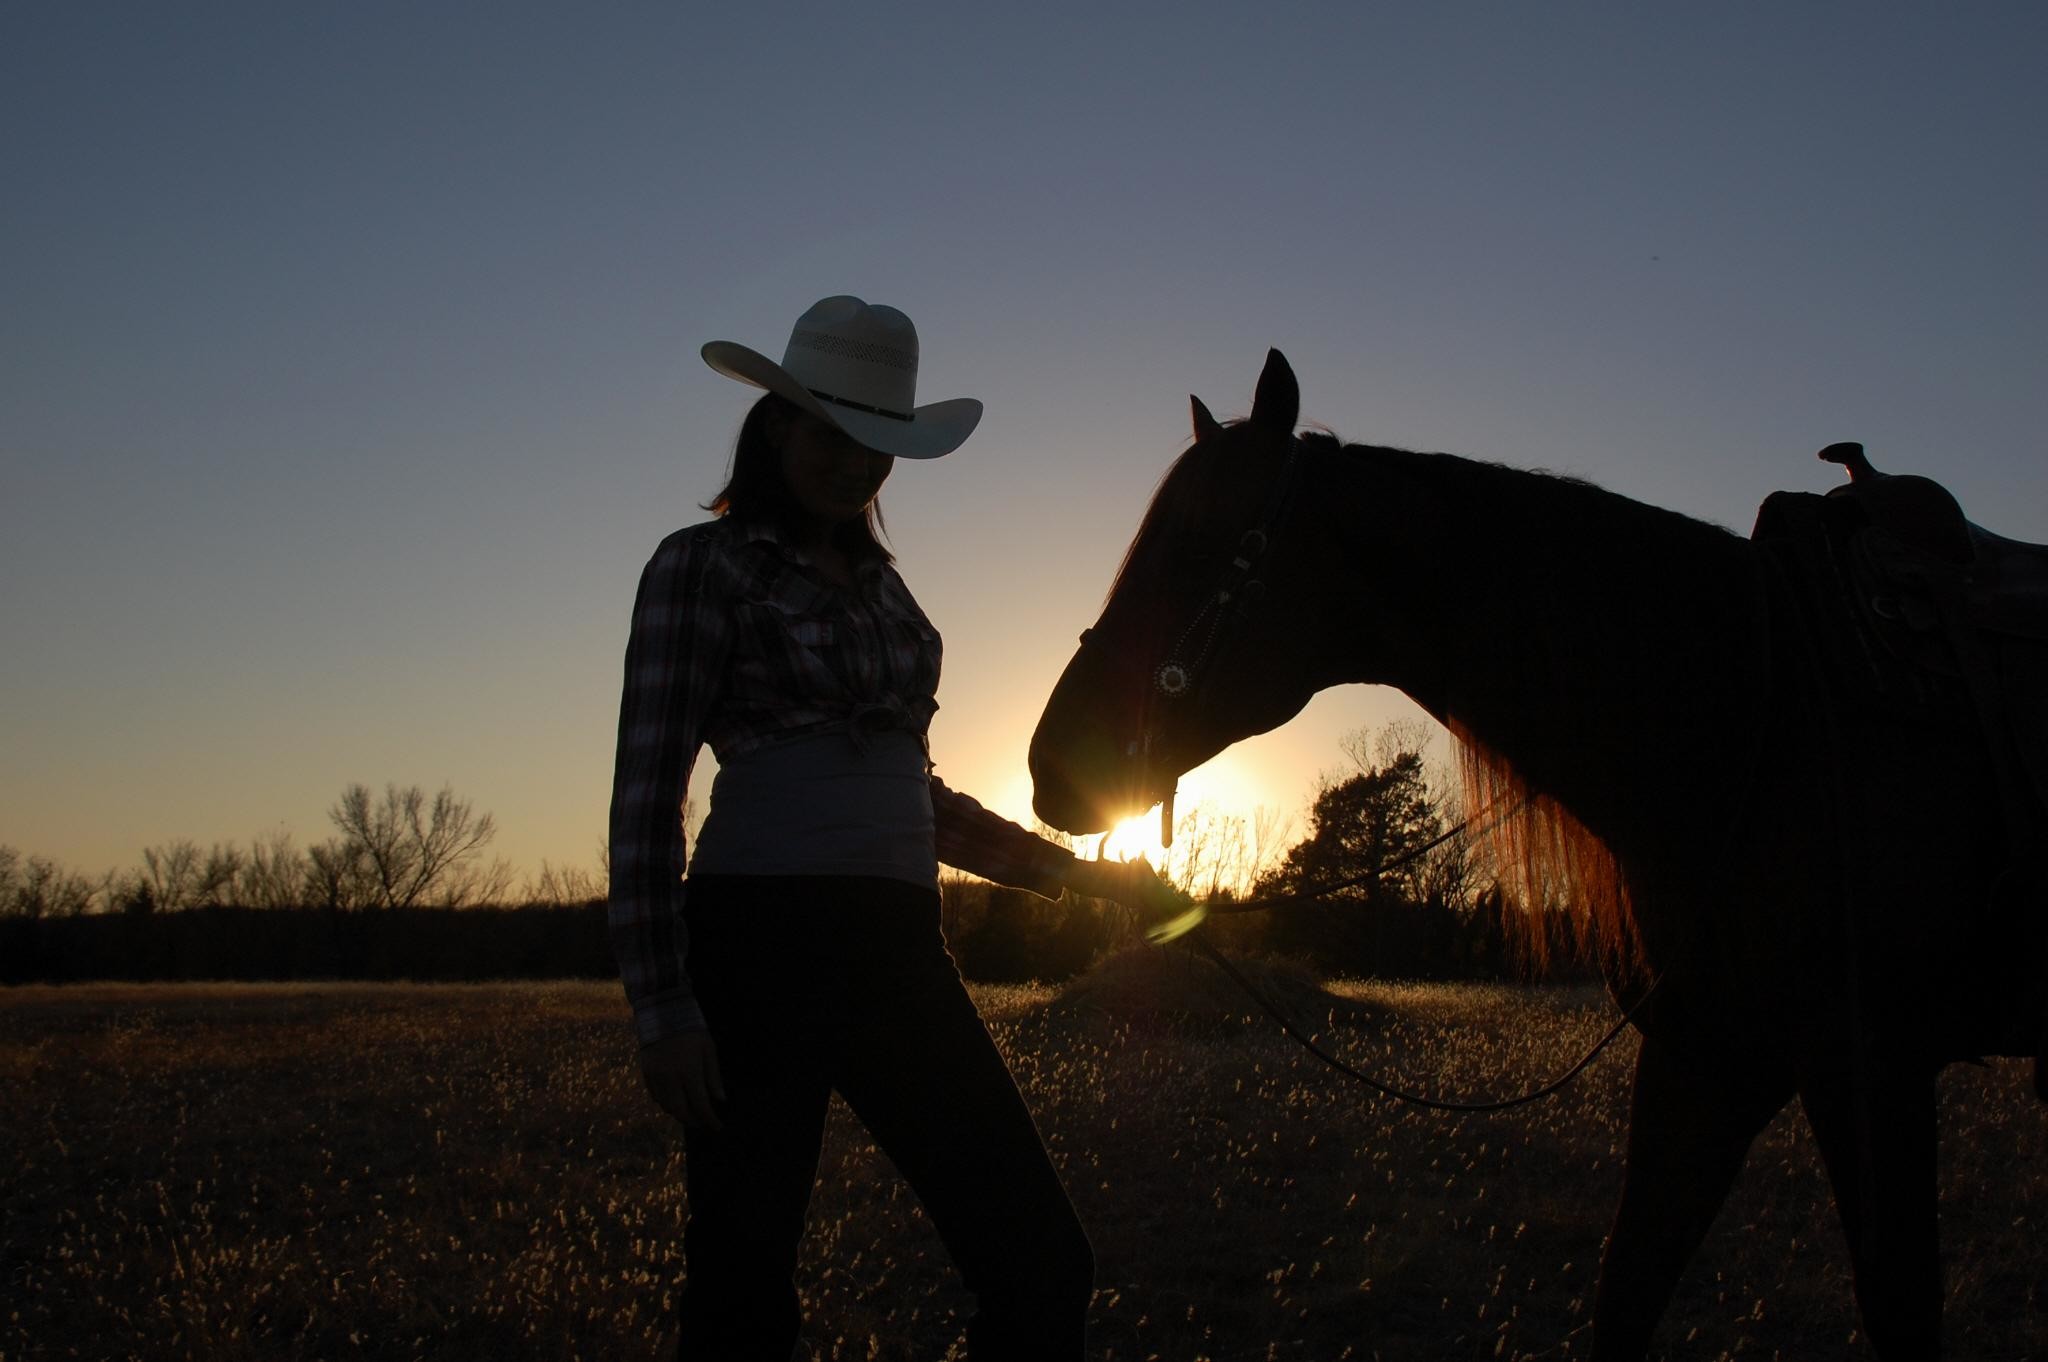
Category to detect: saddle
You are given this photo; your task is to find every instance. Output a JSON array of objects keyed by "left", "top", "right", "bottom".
[
  {"left": 1753, "top": 442, "right": 2048, "bottom": 713},
  {"left": 1812, "top": 442, "right": 2048, "bottom": 635},
  {"left": 1755, "top": 443, "right": 2048, "bottom": 1094}
]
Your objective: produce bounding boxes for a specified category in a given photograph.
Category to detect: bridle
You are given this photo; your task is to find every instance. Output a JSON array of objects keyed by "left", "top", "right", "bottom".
[{"left": 1077, "top": 433, "right": 1305, "bottom": 846}]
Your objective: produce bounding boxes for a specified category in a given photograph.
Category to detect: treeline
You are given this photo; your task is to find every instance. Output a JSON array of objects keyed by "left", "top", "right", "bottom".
[
  {"left": 0, "top": 880, "right": 1107, "bottom": 986},
  {"left": 0, "top": 888, "right": 1105, "bottom": 983},
  {"left": 0, "top": 780, "right": 617, "bottom": 985},
  {"left": 0, "top": 782, "right": 583, "bottom": 920},
  {"left": 0, "top": 877, "right": 1577, "bottom": 988},
  {"left": 3, "top": 731, "right": 1600, "bottom": 986}
]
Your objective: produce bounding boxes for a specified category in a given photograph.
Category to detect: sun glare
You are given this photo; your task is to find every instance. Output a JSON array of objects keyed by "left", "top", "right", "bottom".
[
  {"left": 998, "top": 750, "right": 1269, "bottom": 886},
  {"left": 1095, "top": 808, "right": 1170, "bottom": 865}
]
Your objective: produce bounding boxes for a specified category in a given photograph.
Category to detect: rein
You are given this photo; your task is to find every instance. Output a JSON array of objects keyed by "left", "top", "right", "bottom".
[
  {"left": 1152, "top": 795, "right": 1658, "bottom": 1112},
  {"left": 1187, "top": 926, "right": 1656, "bottom": 1112}
]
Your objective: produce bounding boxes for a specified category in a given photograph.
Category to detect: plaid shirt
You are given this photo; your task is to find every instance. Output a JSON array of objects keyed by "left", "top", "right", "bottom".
[{"left": 608, "top": 516, "right": 1075, "bottom": 1043}]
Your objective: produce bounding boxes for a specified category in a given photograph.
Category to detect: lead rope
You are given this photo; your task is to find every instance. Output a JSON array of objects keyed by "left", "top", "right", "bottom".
[{"left": 1186, "top": 926, "right": 1657, "bottom": 1112}]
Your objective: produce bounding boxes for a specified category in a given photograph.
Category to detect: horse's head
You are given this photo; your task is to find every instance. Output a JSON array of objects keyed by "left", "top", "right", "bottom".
[{"left": 1030, "top": 349, "right": 1338, "bottom": 835}]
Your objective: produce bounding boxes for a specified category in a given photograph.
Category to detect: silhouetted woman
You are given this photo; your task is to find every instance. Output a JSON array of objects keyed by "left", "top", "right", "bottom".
[{"left": 609, "top": 295, "right": 1169, "bottom": 1361}]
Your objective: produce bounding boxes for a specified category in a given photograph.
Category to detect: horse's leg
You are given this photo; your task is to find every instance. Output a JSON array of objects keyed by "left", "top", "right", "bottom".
[
  {"left": 1799, "top": 1064, "right": 1941, "bottom": 1360},
  {"left": 1589, "top": 1034, "right": 1791, "bottom": 1362}
]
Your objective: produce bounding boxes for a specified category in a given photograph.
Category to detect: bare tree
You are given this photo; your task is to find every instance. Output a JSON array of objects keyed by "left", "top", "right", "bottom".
[
  {"left": 1162, "top": 800, "right": 1229, "bottom": 899},
  {"left": 1155, "top": 800, "right": 1294, "bottom": 903},
  {"left": 237, "top": 828, "right": 307, "bottom": 908},
  {"left": 142, "top": 840, "right": 207, "bottom": 912},
  {"left": 1343, "top": 718, "right": 1438, "bottom": 776},
  {"left": 196, "top": 842, "right": 244, "bottom": 907},
  {"left": 1247, "top": 805, "right": 1295, "bottom": 893},
  {"left": 437, "top": 853, "right": 514, "bottom": 909},
  {"left": 1417, "top": 818, "right": 1479, "bottom": 915},
  {"left": 326, "top": 782, "right": 503, "bottom": 910},
  {"left": 96, "top": 867, "right": 152, "bottom": 916},
  {"left": 306, "top": 836, "right": 376, "bottom": 911},
  {"left": 8, "top": 853, "right": 96, "bottom": 917},
  {"left": 53, "top": 863, "right": 96, "bottom": 916},
  {"left": 520, "top": 859, "right": 605, "bottom": 907}
]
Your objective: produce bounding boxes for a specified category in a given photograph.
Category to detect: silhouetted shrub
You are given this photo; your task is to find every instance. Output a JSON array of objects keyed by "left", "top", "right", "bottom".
[{"left": 942, "top": 880, "right": 1117, "bottom": 983}]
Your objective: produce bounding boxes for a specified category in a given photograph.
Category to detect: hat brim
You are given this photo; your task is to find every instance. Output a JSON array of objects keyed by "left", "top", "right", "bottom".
[{"left": 701, "top": 340, "right": 982, "bottom": 459}]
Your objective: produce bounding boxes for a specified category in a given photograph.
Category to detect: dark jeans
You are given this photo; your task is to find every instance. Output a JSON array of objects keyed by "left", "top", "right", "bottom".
[{"left": 676, "top": 875, "right": 1093, "bottom": 1361}]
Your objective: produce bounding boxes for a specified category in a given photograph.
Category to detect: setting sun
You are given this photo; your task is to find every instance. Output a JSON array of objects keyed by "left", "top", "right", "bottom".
[
  {"left": 1004, "top": 750, "right": 1275, "bottom": 881},
  {"left": 1094, "top": 807, "right": 1170, "bottom": 865}
]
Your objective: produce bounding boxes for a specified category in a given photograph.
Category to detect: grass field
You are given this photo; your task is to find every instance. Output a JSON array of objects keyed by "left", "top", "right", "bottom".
[{"left": 2, "top": 964, "right": 2041, "bottom": 1361}]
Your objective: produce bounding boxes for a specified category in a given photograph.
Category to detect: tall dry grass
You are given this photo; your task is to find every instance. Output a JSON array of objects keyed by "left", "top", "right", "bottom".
[{"left": 1, "top": 972, "right": 2039, "bottom": 1360}]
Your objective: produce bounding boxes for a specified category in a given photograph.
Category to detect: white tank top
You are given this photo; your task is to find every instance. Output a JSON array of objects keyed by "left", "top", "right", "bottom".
[{"left": 687, "top": 729, "right": 938, "bottom": 888}]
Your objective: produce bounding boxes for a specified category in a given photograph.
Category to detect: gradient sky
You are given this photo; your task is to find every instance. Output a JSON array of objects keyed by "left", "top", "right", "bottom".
[{"left": 5, "top": 3, "right": 2045, "bottom": 884}]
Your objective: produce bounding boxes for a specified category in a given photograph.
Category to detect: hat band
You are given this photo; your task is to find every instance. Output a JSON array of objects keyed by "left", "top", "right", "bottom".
[{"left": 808, "top": 387, "right": 913, "bottom": 423}]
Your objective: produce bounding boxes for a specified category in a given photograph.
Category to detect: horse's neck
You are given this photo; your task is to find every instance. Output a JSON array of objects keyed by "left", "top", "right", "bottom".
[{"left": 1311, "top": 447, "right": 1767, "bottom": 852}]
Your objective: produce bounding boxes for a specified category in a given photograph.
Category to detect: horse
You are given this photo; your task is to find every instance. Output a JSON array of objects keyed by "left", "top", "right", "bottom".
[{"left": 1027, "top": 349, "right": 2046, "bottom": 1360}]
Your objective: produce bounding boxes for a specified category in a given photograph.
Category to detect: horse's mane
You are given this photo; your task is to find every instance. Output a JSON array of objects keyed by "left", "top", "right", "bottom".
[
  {"left": 1328, "top": 436, "right": 1733, "bottom": 974},
  {"left": 1451, "top": 719, "right": 1639, "bottom": 974},
  {"left": 1101, "top": 438, "right": 1214, "bottom": 609}
]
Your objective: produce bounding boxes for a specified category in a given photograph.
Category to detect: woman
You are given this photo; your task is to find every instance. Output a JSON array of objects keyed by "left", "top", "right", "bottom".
[{"left": 609, "top": 295, "right": 1172, "bottom": 1361}]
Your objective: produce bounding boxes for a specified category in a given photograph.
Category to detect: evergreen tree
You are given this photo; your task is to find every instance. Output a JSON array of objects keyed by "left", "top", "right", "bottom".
[{"left": 1254, "top": 743, "right": 1453, "bottom": 974}]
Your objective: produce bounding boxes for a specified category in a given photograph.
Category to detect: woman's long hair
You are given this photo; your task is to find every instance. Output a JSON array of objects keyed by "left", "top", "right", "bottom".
[{"left": 704, "top": 393, "right": 893, "bottom": 564}]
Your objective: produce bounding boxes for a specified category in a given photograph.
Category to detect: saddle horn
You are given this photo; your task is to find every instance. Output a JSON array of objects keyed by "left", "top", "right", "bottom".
[{"left": 1819, "top": 441, "right": 1881, "bottom": 483}]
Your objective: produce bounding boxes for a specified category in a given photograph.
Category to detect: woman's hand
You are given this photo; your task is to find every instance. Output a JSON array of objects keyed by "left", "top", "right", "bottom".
[
  {"left": 1067, "top": 856, "right": 1208, "bottom": 943},
  {"left": 639, "top": 1030, "right": 726, "bottom": 1130}
]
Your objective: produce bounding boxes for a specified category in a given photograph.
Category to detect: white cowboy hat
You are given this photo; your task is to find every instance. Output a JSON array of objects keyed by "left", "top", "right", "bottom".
[{"left": 701, "top": 295, "right": 983, "bottom": 460}]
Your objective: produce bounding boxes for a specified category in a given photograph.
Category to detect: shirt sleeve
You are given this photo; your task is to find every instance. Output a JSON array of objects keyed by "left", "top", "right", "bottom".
[
  {"left": 608, "top": 530, "right": 731, "bottom": 1044},
  {"left": 930, "top": 775, "right": 1075, "bottom": 900}
]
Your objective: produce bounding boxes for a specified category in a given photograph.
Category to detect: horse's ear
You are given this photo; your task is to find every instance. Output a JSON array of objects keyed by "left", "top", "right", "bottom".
[
  {"left": 1190, "top": 395, "right": 1223, "bottom": 442},
  {"left": 1250, "top": 348, "right": 1299, "bottom": 437}
]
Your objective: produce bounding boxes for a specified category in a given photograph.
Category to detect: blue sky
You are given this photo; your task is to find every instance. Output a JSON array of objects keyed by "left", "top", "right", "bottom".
[{"left": 4, "top": 2, "right": 2044, "bottom": 880}]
